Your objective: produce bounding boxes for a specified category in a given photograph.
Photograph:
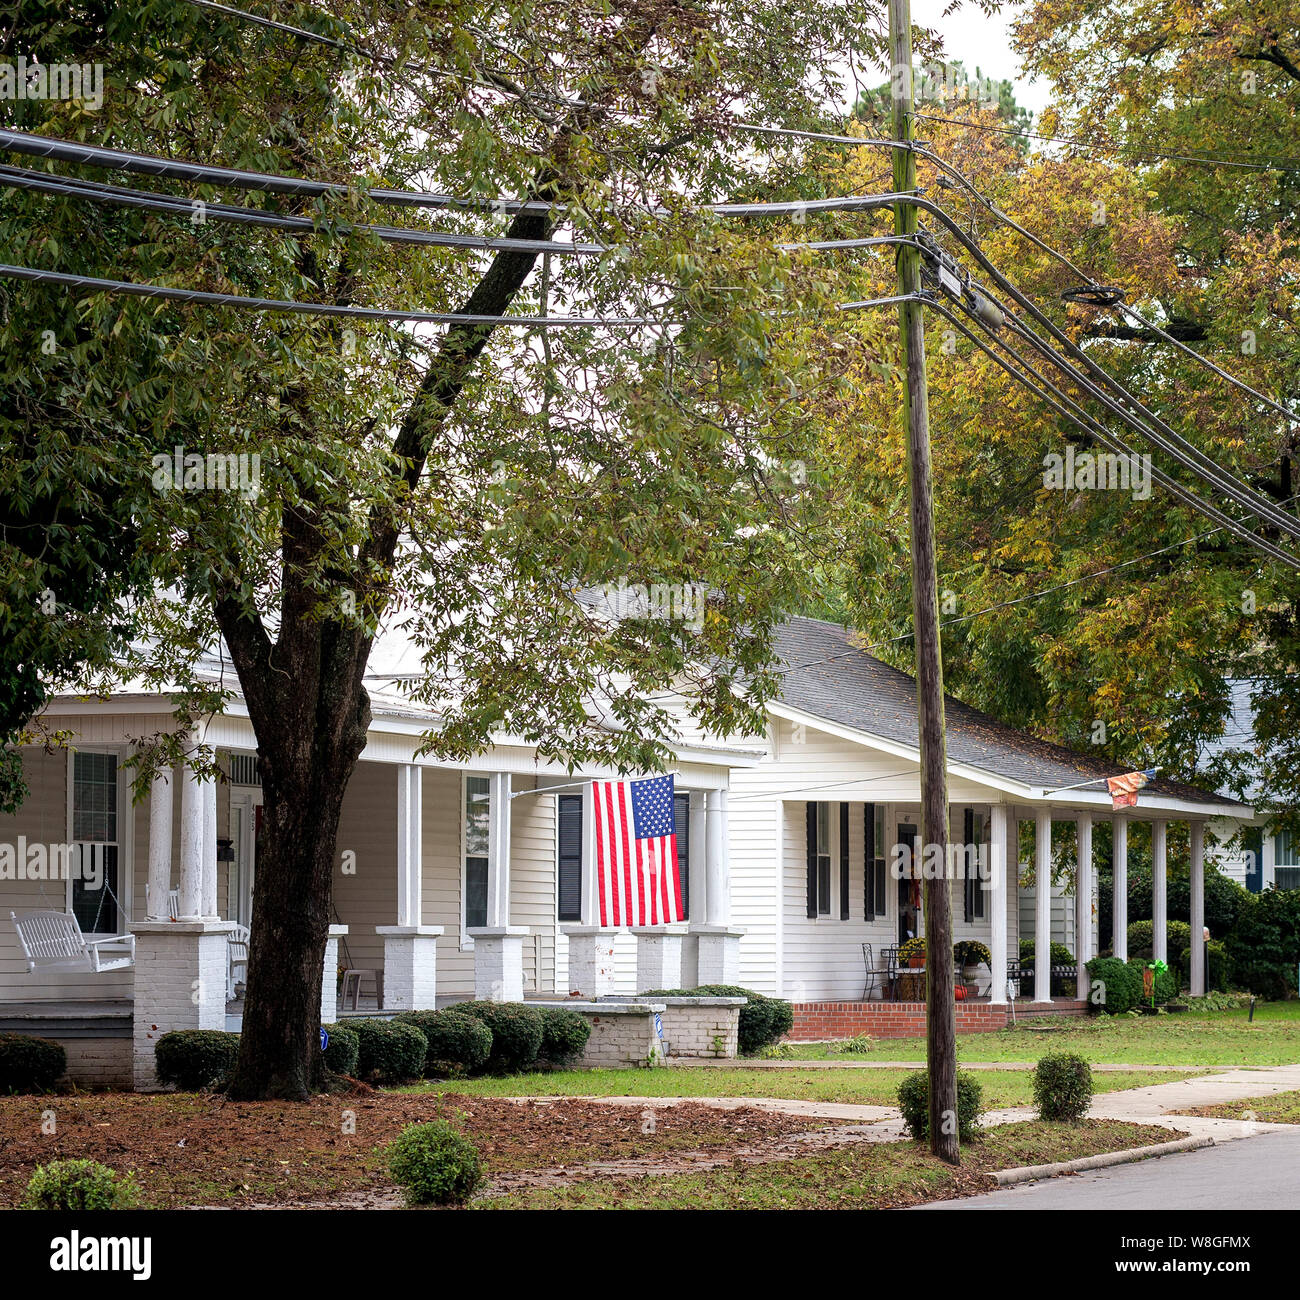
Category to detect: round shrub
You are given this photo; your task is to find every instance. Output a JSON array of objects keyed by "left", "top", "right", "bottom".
[
  {"left": 387, "top": 1119, "right": 482, "bottom": 1206},
  {"left": 1127, "top": 919, "right": 1191, "bottom": 963},
  {"left": 1033, "top": 1051, "right": 1094, "bottom": 1121},
  {"left": 1018, "top": 940, "right": 1075, "bottom": 967},
  {"left": 154, "top": 1029, "right": 241, "bottom": 1091},
  {"left": 1085, "top": 955, "right": 1143, "bottom": 1014},
  {"left": 0, "top": 1032, "right": 66, "bottom": 1093},
  {"left": 394, "top": 1010, "right": 492, "bottom": 1076},
  {"left": 536, "top": 1007, "right": 591, "bottom": 1066},
  {"left": 1177, "top": 940, "right": 1234, "bottom": 993},
  {"left": 896, "top": 1070, "right": 983, "bottom": 1142},
  {"left": 350, "top": 1018, "right": 428, "bottom": 1085},
  {"left": 23, "top": 1159, "right": 138, "bottom": 1210},
  {"left": 321, "top": 1022, "right": 360, "bottom": 1077},
  {"left": 454, "top": 1002, "right": 544, "bottom": 1073}
]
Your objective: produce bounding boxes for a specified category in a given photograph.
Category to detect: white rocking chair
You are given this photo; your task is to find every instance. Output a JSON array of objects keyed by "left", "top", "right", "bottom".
[
  {"left": 227, "top": 924, "right": 250, "bottom": 1002},
  {"left": 10, "top": 909, "right": 136, "bottom": 974}
]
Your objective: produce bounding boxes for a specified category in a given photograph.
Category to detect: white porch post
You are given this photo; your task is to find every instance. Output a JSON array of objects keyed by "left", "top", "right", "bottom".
[
  {"left": 1075, "top": 813, "right": 1092, "bottom": 1000},
  {"left": 146, "top": 766, "right": 174, "bottom": 921},
  {"left": 467, "top": 770, "right": 526, "bottom": 1001},
  {"left": 321, "top": 924, "right": 348, "bottom": 1023},
  {"left": 177, "top": 758, "right": 206, "bottom": 920},
  {"left": 988, "top": 803, "right": 1008, "bottom": 1004},
  {"left": 202, "top": 777, "right": 218, "bottom": 919},
  {"left": 1261, "top": 831, "right": 1276, "bottom": 890},
  {"left": 695, "top": 787, "right": 744, "bottom": 985},
  {"left": 1112, "top": 815, "right": 1128, "bottom": 961},
  {"left": 563, "top": 783, "right": 617, "bottom": 997},
  {"left": 1190, "top": 820, "right": 1206, "bottom": 997},
  {"left": 1152, "top": 820, "right": 1168, "bottom": 963},
  {"left": 377, "top": 764, "right": 443, "bottom": 1012},
  {"left": 1034, "top": 809, "right": 1052, "bottom": 1004}
]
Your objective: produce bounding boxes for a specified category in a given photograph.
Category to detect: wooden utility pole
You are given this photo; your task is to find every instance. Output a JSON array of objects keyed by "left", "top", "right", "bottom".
[{"left": 888, "top": 0, "right": 959, "bottom": 1166}]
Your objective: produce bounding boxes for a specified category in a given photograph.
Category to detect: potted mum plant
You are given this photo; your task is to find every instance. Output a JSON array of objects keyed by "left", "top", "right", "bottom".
[
  {"left": 899, "top": 936, "right": 927, "bottom": 968},
  {"left": 954, "top": 940, "right": 992, "bottom": 980}
]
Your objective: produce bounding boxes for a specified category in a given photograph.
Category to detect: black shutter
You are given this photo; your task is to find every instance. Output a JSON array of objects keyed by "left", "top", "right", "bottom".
[
  {"left": 863, "top": 803, "right": 875, "bottom": 920},
  {"left": 557, "top": 795, "right": 583, "bottom": 922},
  {"left": 806, "top": 801, "right": 818, "bottom": 918},
  {"left": 963, "top": 807, "right": 975, "bottom": 923},
  {"left": 673, "top": 791, "right": 690, "bottom": 920},
  {"left": 839, "top": 802, "right": 851, "bottom": 919}
]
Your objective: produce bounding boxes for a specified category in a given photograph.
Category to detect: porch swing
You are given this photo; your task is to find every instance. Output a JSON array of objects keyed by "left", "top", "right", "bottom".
[{"left": 9, "top": 847, "right": 136, "bottom": 974}]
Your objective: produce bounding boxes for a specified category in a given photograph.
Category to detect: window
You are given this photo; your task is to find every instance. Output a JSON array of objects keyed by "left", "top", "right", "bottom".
[
  {"left": 806, "top": 801, "right": 832, "bottom": 917},
  {"left": 1275, "top": 831, "right": 1300, "bottom": 892},
  {"left": 464, "top": 775, "right": 490, "bottom": 930},
  {"left": 71, "top": 751, "right": 120, "bottom": 935},
  {"left": 961, "top": 808, "right": 987, "bottom": 922},
  {"left": 839, "top": 803, "right": 851, "bottom": 919},
  {"left": 557, "top": 795, "right": 583, "bottom": 922},
  {"left": 864, "top": 803, "right": 887, "bottom": 921},
  {"left": 674, "top": 791, "right": 690, "bottom": 920}
]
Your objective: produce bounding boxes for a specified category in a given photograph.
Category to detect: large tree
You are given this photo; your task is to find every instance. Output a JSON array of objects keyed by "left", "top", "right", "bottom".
[{"left": 4, "top": 0, "right": 900, "bottom": 1097}]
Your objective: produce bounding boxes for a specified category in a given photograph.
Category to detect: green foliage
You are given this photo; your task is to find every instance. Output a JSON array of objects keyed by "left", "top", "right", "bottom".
[
  {"left": 22, "top": 1158, "right": 138, "bottom": 1210},
  {"left": 1127, "top": 958, "right": 1178, "bottom": 1005},
  {"left": 896, "top": 1070, "right": 983, "bottom": 1142},
  {"left": 954, "top": 940, "right": 992, "bottom": 967},
  {"left": 349, "top": 1019, "right": 428, "bottom": 1086},
  {"left": 387, "top": 1120, "right": 482, "bottom": 1206},
  {"left": 0, "top": 1032, "right": 66, "bottom": 1093},
  {"left": 1177, "top": 940, "right": 1234, "bottom": 993},
  {"left": 1033, "top": 1052, "right": 1094, "bottom": 1121},
  {"left": 1224, "top": 888, "right": 1300, "bottom": 999},
  {"left": 898, "top": 936, "right": 927, "bottom": 962},
  {"left": 321, "top": 1023, "right": 360, "bottom": 1078},
  {"left": 1085, "top": 956, "right": 1143, "bottom": 1014},
  {"left": 454, "top": 1002, "right": 545, "bottom": 1073},
  {"left": 536, "top": 1008, "right": 591, "bottom": 1067},
  {"left": 394, "top": 1010, "right": 493, "bottom": 1076},
  {"left": 1100, "top": 859, "right": 1248, "bottom": 941},
  {"left": 1019, "top": 940, "right": 1075, "bottom": 967},
  {"left": 154, "top": 1030, "right": 241, "bottom": 1091},
  {"left": 644, "top": 985, "right": 794, "bottom": 1055},
  {"left": 1126, "top": 919, "right": 1191, "bottom": 962}
]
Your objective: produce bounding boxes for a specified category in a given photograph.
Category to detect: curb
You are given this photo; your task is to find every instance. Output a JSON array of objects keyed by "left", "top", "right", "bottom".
[{"left": 989, "top": 1134, "right": 1214, "bottom": 1186}]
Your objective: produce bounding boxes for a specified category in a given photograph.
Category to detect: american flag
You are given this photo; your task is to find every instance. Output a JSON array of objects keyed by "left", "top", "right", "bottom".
[
  {"left": 593, "top": 774, "right": 683, "bottom": 927},
  {"left": 1107, "top": 769, "right": 1156, "bottom": 809}
]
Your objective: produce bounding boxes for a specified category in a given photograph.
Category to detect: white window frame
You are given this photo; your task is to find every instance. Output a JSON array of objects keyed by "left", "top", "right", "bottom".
[
  {"left": 460, "top": 771, "right": 491, "bottom": 949},
  {"left": 65, "top": 747, "right": 132, "bottom": 931}
]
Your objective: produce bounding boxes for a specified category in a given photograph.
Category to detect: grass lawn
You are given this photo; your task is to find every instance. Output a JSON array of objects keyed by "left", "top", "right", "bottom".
[
  {"left": 411, "top": 1066, "right": 1194, "bottom": 1108},
  {"left": 791, "top": 1001, "right": 1300, "bottom": 1068},
  {"left": 484, "top": 1119, "right": 1179, "bottom": 1209},
  {"left": 1176, "top": 1089, "right": 1300, "bottom": 1125}
]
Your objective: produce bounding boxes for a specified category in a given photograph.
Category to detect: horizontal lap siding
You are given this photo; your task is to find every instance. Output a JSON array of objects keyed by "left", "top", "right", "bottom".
[
  {"left": 508, "top": 777, "right": 557, "bottom": 994},
  {"left": 333, "top": 761, "right": 399, "bottom": 979}
]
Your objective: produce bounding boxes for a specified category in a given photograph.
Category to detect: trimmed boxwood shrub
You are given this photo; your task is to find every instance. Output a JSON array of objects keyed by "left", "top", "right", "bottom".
[
  {"left": 22, "top": 1159, "right": 138, "bottom": 1210},
  {"left": 350, "top": 1018, "right": 428, "bottom": 1085},
  {"left": 644, "top": 985, "right": 794, "bottom": 1055},
  {"left": 1033, "top": 1051, "right": 1093, "bottom": 1121},
  {"left": 1084, "top": 956, "right": 1143, "bottom": 1014},
  {"left": 536, "top": 1007, "right": 591, "bottom": 1066},
  {"left": 454, "top": 1002, "right": 544, "bottom": 1073},
  {"left": 394, "top": 1010, "right": 492, "bottom": 1076},
  {"left": 1126, "top": 919, "right": 1191, "bottom": 964},
  {"left": 154, "top": 1029, "right": 241, "bottom": 1091},
  {"left": 321, "top": 1022, "right": 360, "bottom": 1077},
  {"left": 897, "top": 1070, "right": 983, "bottom": 1142},
  {"left": 0, "top": 1032, "right": 66, "bottom": 1093},
  {"left": 387, "top": 1119, "right": 482, "bottom": 1205},
  {"left": 1018, "top": 939, "right": 1075, "bottom": 967},
  {"left": 1177, "top": 940, "right": 1233, "bottom": 993}
]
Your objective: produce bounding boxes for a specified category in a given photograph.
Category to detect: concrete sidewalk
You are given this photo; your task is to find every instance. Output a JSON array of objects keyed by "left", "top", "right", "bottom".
[{"left": 673, "top": 1059, "right": 1210, "bottom": 1072}]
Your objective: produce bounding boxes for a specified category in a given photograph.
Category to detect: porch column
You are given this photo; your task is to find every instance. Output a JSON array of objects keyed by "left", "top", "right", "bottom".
[
  {"left": 1152, "top": 820, "right": 1168, "bottom": 963},
  {"left": 377, "top": 764, "right": 443, "bottom": 1011},
  {"left": 695, "top": 787, "right": 744, "bottom": 985},
  {"left": 468, "top": 770, "right": 526, "bottom": 1001},
  {"left": 146, "top": 766, "right": 174, "bottom": 920},
  {"left": 563, "top": 785, "right": 618, "bottom": 997},
  {"left": 633, "top": 926, "right": 686, "bottom": 991},
  {"left": 1075, "top": 813, "right": 1093, "bottom": 1000},
  {"left": 1261, "top": 831, "right": 1276, "bottom": 890},
  {"left": 987, "top": 803, "right": 1008, "bottom": 1004},
  {"left": 321, "top": 924, "right": 347, "bottom": 1024},
  {"left": 202, "top": 777, "right": 218, "bottom": 919},
  {"left": 1033, "top": 809, "right": 1052, "bottom": 1004},
  {"left": 177, "top": 759, "right": 206, "bottom": 920},
  {"left": 1112, "top": 815, "right": 1128, "bottom": 961},
  {"left": 1190, "top": 820, "right": 1206, "bottom": 997}
]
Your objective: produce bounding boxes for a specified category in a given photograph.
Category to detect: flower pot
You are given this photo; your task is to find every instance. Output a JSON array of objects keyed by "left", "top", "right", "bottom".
[{"left": 907, "top": 956, "right": 925, "bottom": 969}]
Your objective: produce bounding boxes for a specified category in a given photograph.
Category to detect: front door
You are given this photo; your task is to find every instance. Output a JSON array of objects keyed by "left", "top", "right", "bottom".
[{"left": 896, "top": 823, "right": 919, "bottom": 944}]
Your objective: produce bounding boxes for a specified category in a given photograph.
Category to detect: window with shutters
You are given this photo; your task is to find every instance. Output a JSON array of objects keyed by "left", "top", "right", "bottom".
[
  {"left": 864, "top": 803, "right": 887, "bottom": 921},
  {"left": 557, "top": 795, "right": 583, "bottom": 921},
  {"left": 464, "top": 775, "right": 490, "bottom": 930},
  {"left": 806, "top": 801, "right": 832, "bottom": 917},
  {"left": 70, "top": 751, "right": 120, "bottom": 935},
  {"left": 961, "top": 807, "right": 987, "bottom": 922},
  {"left": 674, "top": 791, "right": 690, "bottom": 920},
  {"left": 839, "top": 803, "right": 851, "bottom": 919},
  {"left": 1275, "top": 831, "right": 1300, "bottom": 892}
]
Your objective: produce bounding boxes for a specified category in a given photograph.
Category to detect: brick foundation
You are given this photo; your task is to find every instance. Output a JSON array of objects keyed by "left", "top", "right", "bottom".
[{"left": 787, "top": 999, "right": 1090, "bottom": 1040}]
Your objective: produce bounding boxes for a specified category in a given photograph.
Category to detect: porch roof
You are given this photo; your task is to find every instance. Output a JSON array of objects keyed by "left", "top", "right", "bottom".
[{"left": 771, "top": 617, "right": 1250, "bottom": 818}]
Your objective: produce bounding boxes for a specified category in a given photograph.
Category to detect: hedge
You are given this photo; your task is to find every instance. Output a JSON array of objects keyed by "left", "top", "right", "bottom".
[
  {"left": 394, "top": 1010, "right": 492, "bottom": 1076},
  {"left": 536, "top": 1007, "right": 591, "bottom": 1066},
  {"left": 0, "top": 1033, "right": 66, "bottom": 1093},
  {"left": 1223, "top": 887, "right": 1300, "bottom": 1000},
  {"left": 1033, "top": 1052, "right": 1093, "bottom": 1121},
  {"left": 321, "top": 1022, "right": 360, "bottom": 1077},
  {"left": 1126, "top": 919, "right": 1191, "bottom": 963},
  {"left": 643, "top": 985, "right": 794, "bottom": 1055},
  {"left": 454, "top": 1002, "right": 545, "bottom": 1073},
  {"left": 1084, "top": 956, "right": 1142, "bottom": 1014},
  {"left": 1177, "top": 940, "right": 1233, "bottom": 993},
  {"left": 897, "top": 1070, "right": 983, "bottom": 1142},
  {"left": 350, "top": 1018, "right": 428, "bottom": 1085},
  {"left": 154, "top": 1030, "right": 241, "bottom": 1091}
]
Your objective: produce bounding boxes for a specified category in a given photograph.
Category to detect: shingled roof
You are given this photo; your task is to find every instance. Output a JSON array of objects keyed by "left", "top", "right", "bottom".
[{"left": 773, "top": 616, "right": 1247, "bottom": 810}]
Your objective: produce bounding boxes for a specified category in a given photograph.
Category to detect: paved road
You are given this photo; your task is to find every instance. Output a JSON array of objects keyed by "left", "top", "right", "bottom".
[{"left": 920, "top": 1128, "right": 1300, "bottom": 1209}]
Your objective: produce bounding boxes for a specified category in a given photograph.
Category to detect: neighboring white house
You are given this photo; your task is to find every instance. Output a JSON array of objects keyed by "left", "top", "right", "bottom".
[{"left": 0, "top": 615, "right": 1248, "bottom": 1083}]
